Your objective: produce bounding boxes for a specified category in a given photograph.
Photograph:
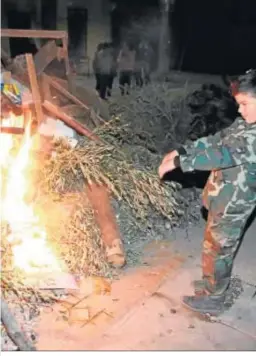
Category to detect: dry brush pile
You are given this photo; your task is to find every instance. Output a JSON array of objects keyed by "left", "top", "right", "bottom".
[
  {"left": 38, "top": 126, "right": 182, "bottom": 274},
  {"left": 109, "top": 82, "right": 238, "bottom": 153},
  {"left": 1, "top": 80, "right": 239, "bottom": 311},
  {"left": 36, "top": 81, "right": 238, "bottom": 277}
]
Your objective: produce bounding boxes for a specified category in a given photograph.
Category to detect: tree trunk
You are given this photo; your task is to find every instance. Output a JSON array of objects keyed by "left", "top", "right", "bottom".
[{"left": 157, "top": 0, "right": 176, "bottom": 74}]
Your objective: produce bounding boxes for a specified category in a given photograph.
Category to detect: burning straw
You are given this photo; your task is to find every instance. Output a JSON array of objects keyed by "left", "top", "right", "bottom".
[{"left": 1, "top": 117, "right": 182, "bottom": 318}]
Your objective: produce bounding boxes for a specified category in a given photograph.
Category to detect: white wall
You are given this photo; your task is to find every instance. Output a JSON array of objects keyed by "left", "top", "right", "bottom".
[{"left": 57, "top": 0, "right": 111, "bottom": 69}]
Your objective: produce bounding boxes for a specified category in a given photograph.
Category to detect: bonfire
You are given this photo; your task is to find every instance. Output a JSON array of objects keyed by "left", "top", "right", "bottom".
[
  {"left": 0, "top": 112, "right": 66, "bottom": 286},
  {"left": 0, "top": 107, "right": 185, "bottom": 351}
]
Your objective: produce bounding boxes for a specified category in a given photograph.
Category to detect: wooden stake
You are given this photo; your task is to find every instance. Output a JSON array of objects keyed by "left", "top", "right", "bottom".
[
  {"left": 33, "top": 40, "right": 59, "bottom": 75},
  {"left": 25, "top": 53, "right": 44, "bottom": 125}
]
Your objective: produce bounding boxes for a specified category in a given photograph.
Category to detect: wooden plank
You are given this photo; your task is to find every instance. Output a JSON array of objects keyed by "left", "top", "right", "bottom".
[
  {"left": 41, "top": 73, "right": 52, "bottom": 101},
  {"left": 25, "top": 53, "right": 44, "bottom": 124},
  {"left": 49, "top": 76, "right": 110, "bottom": 121},
  {"left": 0, "top": 127, "right": 25, "bottom": 135},
  {"left": 43, "top": 100, "right": 100, "bottom": 142},
  {"left": 51, "top": 76, "right": 68, "bottom": 88},
  {"left": 0, "top": 29, "right": 66, "bottom": 39},
  {"left": 45, "top": 75, "right": 104, "bottom": 126},
  {"left": 34, "top": 40, "right": 59, "bottom": 75},
  {"left": 46, "top": 75, "right": 91, "bottom": 112}
]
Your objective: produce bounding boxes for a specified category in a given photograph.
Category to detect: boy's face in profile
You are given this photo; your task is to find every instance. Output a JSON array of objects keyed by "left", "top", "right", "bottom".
[{"left": 235, "top": 92, "right": 256, "bottom": 124}]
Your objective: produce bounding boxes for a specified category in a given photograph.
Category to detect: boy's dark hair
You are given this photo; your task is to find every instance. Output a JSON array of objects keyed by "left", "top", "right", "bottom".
[{"left": 231, "top": 69, "right": 256, "bottom": 96}]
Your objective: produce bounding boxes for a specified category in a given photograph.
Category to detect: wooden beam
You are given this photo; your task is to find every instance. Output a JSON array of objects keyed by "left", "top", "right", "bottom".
[
  {"left": 45, "top": 75, "right": 91, "bottom": 112},
  {"left": 34, "top": 40, "right": 59, "bottom": 75},
  {"left": 45, "top": 75, "right": 105, "bottom": 124},
  {"left": 0, "top": 29, "right": 67, "bottom": 39},
  {"left": 44, "top": 75, "right": 104, "bottom": 126},
  {"left": 41, "top": 74, "right": 52, "bottom": 101},
  {"left": 0, "top": 127, "right": 25, "bottom": 135},
  {"left": 25, "top": 53, "right": 44, "bottom": 125},
  {"left": 43, "top": 100, "right": 100, "bottom": 142},
  {"left": 47, "top": 76, "right": 110, "bottom": 121}
]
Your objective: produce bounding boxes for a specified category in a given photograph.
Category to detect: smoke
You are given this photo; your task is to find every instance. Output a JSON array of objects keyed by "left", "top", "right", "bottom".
[
  {"left": 122, "top": 15, "right": 161, "bottom": 43},
  {"left": 120, "top": 14, "right": 163, "bottom": 68}
]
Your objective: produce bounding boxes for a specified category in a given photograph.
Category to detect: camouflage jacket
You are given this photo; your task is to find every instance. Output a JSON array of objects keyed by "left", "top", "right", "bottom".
[{"left": 178, "top": 117, "right": 256, "bottom": 190}]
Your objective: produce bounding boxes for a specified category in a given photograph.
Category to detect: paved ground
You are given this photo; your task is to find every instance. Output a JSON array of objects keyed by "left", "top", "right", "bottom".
[
  {"left": 83, "top": 216, "right": 256, "bottom": 351},
  {"left": 35, "top": 72, "right": 255, "bottom": 350},
  {"left": 35, "top": 215, "right": 256, "bottom": 351}
]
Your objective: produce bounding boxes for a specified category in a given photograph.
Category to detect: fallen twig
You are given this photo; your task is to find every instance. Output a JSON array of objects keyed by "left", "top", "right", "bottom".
[
  {"left": 215, "top": 318, "right": 256, "bottom": 341},
  {"left": 81, "top": 308, "right": 107, "bottom": 328},
  {"left": 1, "top": 298, "right": 36, "bottom": 351}
]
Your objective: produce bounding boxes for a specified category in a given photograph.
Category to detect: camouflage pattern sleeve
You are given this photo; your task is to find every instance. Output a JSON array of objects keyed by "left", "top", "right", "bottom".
[
  {"left": 182, "top": 118, "right": 240, "bottom": 154},
  {"left": 179, "top": 122, "right": 256, "bottom": 172}
]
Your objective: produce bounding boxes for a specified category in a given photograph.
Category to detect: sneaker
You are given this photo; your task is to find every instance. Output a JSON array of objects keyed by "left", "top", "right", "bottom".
[{"left": 182, "top": 294, "right": 226, "bottom": 316}]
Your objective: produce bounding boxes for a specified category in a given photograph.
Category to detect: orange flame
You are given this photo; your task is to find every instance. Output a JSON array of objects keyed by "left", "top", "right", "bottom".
[{"left": 1, "top": 112, "right": 61, "bottom": 274}]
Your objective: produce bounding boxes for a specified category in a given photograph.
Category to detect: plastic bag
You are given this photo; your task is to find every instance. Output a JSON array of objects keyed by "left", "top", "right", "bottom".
[{"left": 0, "top": 72, "right": 33, "bottom": 106}]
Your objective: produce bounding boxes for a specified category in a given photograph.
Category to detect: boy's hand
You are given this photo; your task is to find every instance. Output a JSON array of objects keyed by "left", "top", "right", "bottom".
[
  {"left": 161, "top": 150, "right": 179, "bottom": 165},
  {"left": 158, "top": 150, "right": 179, "bottom": 179}
]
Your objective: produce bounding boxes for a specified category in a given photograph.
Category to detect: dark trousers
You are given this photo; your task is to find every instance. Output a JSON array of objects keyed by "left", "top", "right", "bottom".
[
  {"left": 107, "top": 74, "right": 115, "bottom": 97},
  {"left": 96, "top": 73, "right": 114, "bottom": 99},
  {"left": 95, "top": 73, "right": 100, "bottom": 92},
  {"left": 119, "top": 70, "right": 132, "bottom": 95},
  {"left": 95, "top": 74, "right": 109, "bottom": 100},
  {"left": 134, "top": 70, "right": 143, "bottom": 87},
  {"left": 134, "top": 65, "right": 151, "bottom": 88}
]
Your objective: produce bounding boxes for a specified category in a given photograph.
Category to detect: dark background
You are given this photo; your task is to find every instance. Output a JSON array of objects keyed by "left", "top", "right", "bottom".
[
  {"left": 2, "top": 0, "right": 256, "bottom": 75},
  {"left": 112, "top": 0, "right": 256, "bottom": 75}
]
